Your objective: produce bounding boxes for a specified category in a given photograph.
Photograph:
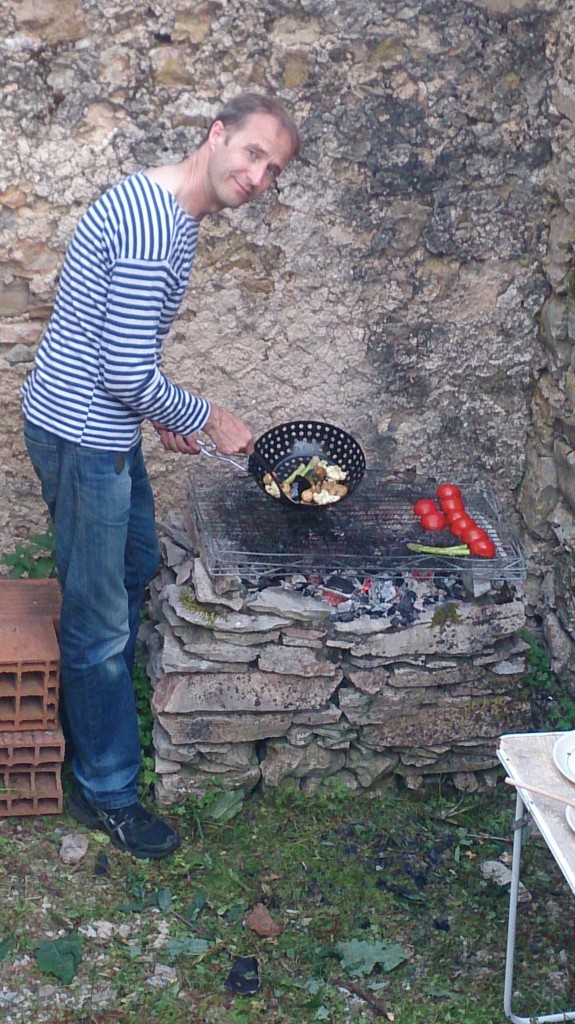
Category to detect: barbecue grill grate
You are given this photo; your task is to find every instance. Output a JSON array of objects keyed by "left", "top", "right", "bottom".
[{"left": 186, "top": 463, "right": 526, "bottom": 585}]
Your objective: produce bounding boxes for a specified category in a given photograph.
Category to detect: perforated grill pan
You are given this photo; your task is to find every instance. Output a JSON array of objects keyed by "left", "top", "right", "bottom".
[{"left": 248, "top": 420, "right": 366, "bottom": 506}]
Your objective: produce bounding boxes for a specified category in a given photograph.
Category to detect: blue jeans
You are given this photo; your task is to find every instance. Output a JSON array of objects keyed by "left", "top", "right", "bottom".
[{"left": 24, "top": 420, "right": 160, "bottom": 808}]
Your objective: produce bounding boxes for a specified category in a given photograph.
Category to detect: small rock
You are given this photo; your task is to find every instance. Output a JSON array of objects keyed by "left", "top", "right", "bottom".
[
  {"left": 151, "top": 920, "right": 170, "bottom": 949},
  {"left": 147, "top": 964, "right": 177, "bottom": 987},
  {"left": 480, "top": 859, "right": 531, "bottom": 902},
  {"left": 59, "top": 833, "right": 90, "bottom": 865},
  {"left": 37, "top": 984, "right": 57, "bottom": 999},
  {"left": 5, "top": 343, "right": 34, "bottom": 366}
]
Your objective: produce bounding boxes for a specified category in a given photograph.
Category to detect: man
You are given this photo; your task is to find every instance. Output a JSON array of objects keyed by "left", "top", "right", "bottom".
[{"left": 22, "top": 93, "right": 301, "bottom": 859}]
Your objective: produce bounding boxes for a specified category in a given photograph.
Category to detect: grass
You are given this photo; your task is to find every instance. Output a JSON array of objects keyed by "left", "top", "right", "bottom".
[
  {"left": 1, "top": 772, "right": 574, "bottom": 1024},
  {"left": 1, "top": 540, "right": 574, "bottom": 1022}
]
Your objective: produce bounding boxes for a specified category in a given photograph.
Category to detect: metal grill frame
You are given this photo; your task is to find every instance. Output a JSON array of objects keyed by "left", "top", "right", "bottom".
[{"left": 186, "top": 466, "right": 526, "bottom": 586}]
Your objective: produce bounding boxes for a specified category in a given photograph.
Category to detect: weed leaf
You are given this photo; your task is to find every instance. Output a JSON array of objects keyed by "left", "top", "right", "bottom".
[
  {"left": 336, "top": 938, "right": 409, "bottom": 977},
  {"left": 156, "top": 887, "right": 173, "bottom": 912},
  {"left": 183, "top": 891, "right": 207, "bottom": 921},
  {"left": 36, "top": 933, "right": 83, "bottom": 985},
  {"left": 0, "top": 935, "right": 15, "bottom": 961},
  {"left": 206, "top": 789, "right": 245, "bottom": 821},
  {"left": 165, "top": 936, "right": 211, "bottom": 961}
]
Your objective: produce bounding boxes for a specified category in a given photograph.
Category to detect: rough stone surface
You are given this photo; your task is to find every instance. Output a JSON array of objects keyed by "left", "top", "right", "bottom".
[
  {"left": 4, "top": 0, "right": 573, "bottom": 765},
  {"left": 156, "top": 711, "right": 293, "bottom": 746},
  {"left": 0, "top": 0, "right": 566, "bottom": 606},
  {"left": 152, "top": 665, "right": 342, "bottom": 714}
]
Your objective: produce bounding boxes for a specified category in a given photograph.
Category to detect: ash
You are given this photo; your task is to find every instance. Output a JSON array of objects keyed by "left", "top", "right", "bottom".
[{"left": 244, "top": 568, "right": 471, "bottom": 626}]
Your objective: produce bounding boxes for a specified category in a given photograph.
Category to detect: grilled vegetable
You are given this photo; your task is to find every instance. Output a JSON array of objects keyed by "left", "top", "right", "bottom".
[
  {"left": 436, "top": 483, "right": 462, "bottom": 500},
  {"left": 272, "top": 457, "right": 350, "bottom": 505},
  {"left": 445, "top": 507, "right": 466, "bottom": 525},
  {"left": 459, "top": 524, "right": 488, "bottom": 545},
  {"left": 420, "top": 511, "right": 447, "bottom": 531},
  {"left": 468, "top": 536, "right": 496, "bottom": 558},
  {"left": 440, "top": 496, "right": 465, "bottom": 515},
  {"left": 407, "top": 543, "right": 469, "bottom": 556},
  {"left": 413, "top": 498, "right": 439, "bottom": 517},
  {"left": 263, "top": 473, "right": 281, "bottom": 499},
  {"left": 449, "top": 513, "right": 476, "bottom": 537}
]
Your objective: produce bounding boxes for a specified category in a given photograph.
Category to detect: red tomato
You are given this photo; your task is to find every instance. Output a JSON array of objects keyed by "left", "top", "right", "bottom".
[
  {"left": 436, "top": 483, "right": 462, "bottom": 501},
  {"left": 440, "top": 497, "right": 465, "bottom": 515},
  {"left": 469, "top": 536, "right": 496, "bottom": 558},
  {"left": 420, "top": 511, "right": 447, "bottom": 531},
  {"left": 445, "top": 508, "right": 466, "bottom": 524},
  {"left": 413, "top": 498, "right": 438, "bottom": 517},
  {"left": 460, "top": 525, "right": 488, "bottom": 545},
  {"left": 450, "top": 513, "right": 477, "bottom": 537}
]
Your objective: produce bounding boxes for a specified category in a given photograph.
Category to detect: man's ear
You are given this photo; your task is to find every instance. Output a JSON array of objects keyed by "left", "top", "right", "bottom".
[{"left": 208, "top": 120, "right": 226, "bottom": 149}]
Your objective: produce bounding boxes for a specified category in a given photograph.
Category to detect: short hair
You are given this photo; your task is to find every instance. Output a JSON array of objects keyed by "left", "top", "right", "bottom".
[{"left": 205, "top": 92, "right": 301, "bottom": 157}]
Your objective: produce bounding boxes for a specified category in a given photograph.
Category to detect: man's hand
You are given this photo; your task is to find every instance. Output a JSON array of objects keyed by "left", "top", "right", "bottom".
[
  {"left": 202, "top": 403, "right": 254, "bottom": 455},
  {"left": 152, "top": 423, "right": 202, "bottom": 454}
]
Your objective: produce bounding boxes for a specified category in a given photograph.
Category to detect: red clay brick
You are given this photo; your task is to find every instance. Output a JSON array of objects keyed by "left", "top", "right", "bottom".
[
  {"left": 0, "top": 578, "right": 60, "bottom": 624},
  {"left": 0, "top": 764, "right": 63, "bottom": 816},
  {"left": 0, "top": 619, "right": 60, "bottom": 730},
  {"left": 0, "top": 726, "right": 65, "bottom": 767}
]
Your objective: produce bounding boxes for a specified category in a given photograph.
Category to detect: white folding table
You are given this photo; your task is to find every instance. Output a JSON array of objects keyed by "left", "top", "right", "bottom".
[{"left": 498, "top": 732, "right": 575, "bottom": 1024}]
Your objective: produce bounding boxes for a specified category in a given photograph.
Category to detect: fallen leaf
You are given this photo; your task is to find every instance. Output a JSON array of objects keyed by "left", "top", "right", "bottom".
[
  {"left": 206, "top": 789, "right": 245, "bottom": 821},
  {"left": 336, "top": 938, "right": 409, "bottom": 977},
  {"left": 245, "top": 902, "right": 282, "bottom": 937},
  {"left": 36, "top": 933, "right": 83, "bottom": 985},
  {"left": 0, "top": 935, "right": 15, "bottom": 962}
]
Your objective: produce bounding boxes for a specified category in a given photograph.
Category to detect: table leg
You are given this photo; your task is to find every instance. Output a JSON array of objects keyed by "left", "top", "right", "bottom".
[{"left": 503, "top": 789, "right": 575, "bottom": 1024}]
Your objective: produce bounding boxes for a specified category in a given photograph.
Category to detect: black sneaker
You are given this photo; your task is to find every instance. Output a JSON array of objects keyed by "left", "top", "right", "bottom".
[{"left": 68, "top": 788, "right": 180, "bottom": 860}]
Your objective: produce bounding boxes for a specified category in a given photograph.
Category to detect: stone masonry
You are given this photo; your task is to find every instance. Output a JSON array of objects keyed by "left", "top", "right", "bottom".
[{"left": 147, "top": 524, "right": 531, "bottom": 802}]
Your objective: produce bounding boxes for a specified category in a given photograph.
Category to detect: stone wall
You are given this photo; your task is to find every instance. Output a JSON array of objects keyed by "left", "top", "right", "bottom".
[
  {"left": 517, "top": 8, "right": 575, "bottom": 685},
  {"left": 1, "top": 0, "right": 574, "bottom": 682}
]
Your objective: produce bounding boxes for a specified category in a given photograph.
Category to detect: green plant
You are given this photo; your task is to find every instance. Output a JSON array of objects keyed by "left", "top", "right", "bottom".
[
  {"left": 519, "top": 627, "right": 575, "bottom": 730},
  {"left": 1, "top": 527, "right": 56, "bottom": 578},
  {"left": 133, "top": 643, "right": 158, "bottom": 791}
]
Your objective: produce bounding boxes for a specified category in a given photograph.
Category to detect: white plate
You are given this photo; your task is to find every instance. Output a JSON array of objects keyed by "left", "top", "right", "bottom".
[
  {"left": 566, "top": 806, "right": 575, "bottom": 835},
  {"left": 552, "top": 731, "right": 575, "bottom": 785}
]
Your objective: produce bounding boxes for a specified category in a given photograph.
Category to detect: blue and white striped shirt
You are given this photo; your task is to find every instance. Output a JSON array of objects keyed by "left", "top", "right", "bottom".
[{"left": 22, "top": 172, "right": 210, "bottom": 450}]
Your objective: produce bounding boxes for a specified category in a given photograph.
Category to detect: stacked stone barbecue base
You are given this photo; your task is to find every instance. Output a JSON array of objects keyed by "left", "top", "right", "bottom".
[
  {"left": 147, "top": 527, "right": 532, "bottom": 805},
  {"left": 0, "top": 579, "right": 63, "bottom": 816}
]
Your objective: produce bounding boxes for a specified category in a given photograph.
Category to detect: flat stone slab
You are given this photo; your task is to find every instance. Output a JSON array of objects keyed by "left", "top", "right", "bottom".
[
  {"left": 192, "top": 558, "right": 244, "bottom": 610},
  {"left": 157, "top": 624, "right": 261, "bottom": 666},
  {"left": 153, "top": 667, "right": 343, "bottom": 714},
  {"left": 349, "top": 601, "right": 525, "bottom": 659},
  {"left": 164, "top": 584, "right": 290, "bottom": 634},
  {"left": 157, "top": 627, "right": 254, "bottom": 673},
  {"left": 292, "top": 705, "right": 342, "bottom": 725},
  {"left": 261, "top": 739, "right": 346, "bottom": 786},
  {"left": 257, "top": 644, "right": 338, "bottom": 677},
  {"left": 357, "top": 695, "right": 531, "bottom": 747},
  {"left": 156, "top": 710, "right": 293, "bottom": 745},
  {"left": 246, "top": 587, "right": 332, "bottom": 623}
]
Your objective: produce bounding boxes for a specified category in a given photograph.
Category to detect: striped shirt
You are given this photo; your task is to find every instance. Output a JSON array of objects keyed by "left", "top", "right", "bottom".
[{"left": 22, "top": 172, "right": 210, "bottom": 450}]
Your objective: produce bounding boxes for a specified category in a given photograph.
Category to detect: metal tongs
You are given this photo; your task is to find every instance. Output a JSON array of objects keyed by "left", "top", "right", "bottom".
[{"left": 197, "top": 440, "right": 298, "bottom": 504}]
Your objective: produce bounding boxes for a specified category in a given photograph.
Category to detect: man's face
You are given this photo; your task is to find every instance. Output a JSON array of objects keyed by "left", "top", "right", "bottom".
[{"left": 206, "top": 112, "right": 295, "bottom": 210}]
